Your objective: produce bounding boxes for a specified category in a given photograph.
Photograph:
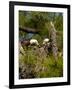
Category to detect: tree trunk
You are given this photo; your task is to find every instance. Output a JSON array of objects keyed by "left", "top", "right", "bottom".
[{"left": 50, "top": 21, "right": 58, "bottom": 60}]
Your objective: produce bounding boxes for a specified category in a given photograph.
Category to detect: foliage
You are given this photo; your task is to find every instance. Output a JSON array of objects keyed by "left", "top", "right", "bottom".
[
  {"left": 19, "top": 11, "right": 63, "bottom": 79},
  {"left": 19, "top": 48, "right": 63, "bottom": 78},
  {"left": 54, "top": 15, "right": 63, "bottom": 31}
]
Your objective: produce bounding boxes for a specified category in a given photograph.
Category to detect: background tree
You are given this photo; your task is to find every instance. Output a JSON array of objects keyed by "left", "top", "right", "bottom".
[{"left": 19, "top": 11, "right": 63, "bottom": 51}]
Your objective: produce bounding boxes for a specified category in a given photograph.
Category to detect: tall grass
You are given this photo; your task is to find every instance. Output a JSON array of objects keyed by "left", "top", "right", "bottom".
[{"left": 19, "top": 48, "right": 63, "bottom": 79}]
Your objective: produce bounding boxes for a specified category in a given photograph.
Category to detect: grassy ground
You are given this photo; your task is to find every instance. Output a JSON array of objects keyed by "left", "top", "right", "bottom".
[{"left": 19, "top": 47, "right": 63, "bottom": 79}]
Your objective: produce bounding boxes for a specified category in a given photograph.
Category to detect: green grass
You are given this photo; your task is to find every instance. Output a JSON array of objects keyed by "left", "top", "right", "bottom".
[{"left": 19, "top": 48, "right": 63, "bottom": 79}]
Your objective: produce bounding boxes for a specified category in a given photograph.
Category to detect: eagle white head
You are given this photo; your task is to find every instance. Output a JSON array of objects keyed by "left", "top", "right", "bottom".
[
  {"left": 43, "top": 38, "right": 49, "bottom": 45},
  {"left": 30, "top": 39, "right": 39, "bottom": 46}
]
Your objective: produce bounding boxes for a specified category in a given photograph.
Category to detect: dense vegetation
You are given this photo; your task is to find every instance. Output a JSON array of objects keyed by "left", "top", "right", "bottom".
[
  {"left": 19, "top": 11, "right": 63, "bottom": 79},
  {"left": 19, "top": 48, "right": 63, "bottom": 79}
]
